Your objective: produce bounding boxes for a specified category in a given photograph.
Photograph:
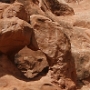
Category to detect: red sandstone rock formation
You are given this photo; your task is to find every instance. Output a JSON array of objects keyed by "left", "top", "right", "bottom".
[
  {"left": 1, "top": 0, "right": 90, "bottom": 90},
  {"left": 30, "top": 15, "right": 76, "bottom": 90}
]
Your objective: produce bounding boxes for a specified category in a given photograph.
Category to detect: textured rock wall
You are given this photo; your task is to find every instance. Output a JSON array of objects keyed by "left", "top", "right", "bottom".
[{"left": 0, "top": 0, "right": 78, "bottom": 90}]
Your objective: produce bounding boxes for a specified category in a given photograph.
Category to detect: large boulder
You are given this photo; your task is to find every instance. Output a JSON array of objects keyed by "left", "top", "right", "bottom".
[
  {"left": 30, "top": 15, "right": 76, "bottom": 90},
  {"left": 2, "top": 2, "right": 29, "bottom": 22},
  {"left": 0, "top": 17, "right": 38, "bottom": 55},
  {"left": 73, "top": 19, "right": 90, "bottom": 29},
  {"left": 15, "top": 47, "right": 49, "bottom": 78}
]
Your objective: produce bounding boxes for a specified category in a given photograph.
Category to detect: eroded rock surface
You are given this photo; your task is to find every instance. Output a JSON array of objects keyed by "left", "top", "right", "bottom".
[
  {"left": 15, "top": 0, "right": 46, "bottom": 16},
  {"left": 39, "top": 0, "right": 74, "bottom": 16},
  {"left": 1, "top": 0, "right": 90, "bottom": 90},
  {"left": 2, "top": 2, "right": 29, "bottom": 22},
  {"left": 15, "top": 47, "right": 49, "bottom": 78},
  {"left": 0, "top": 2, "right": 9, "bottom": 19},
  {"left": 63, "top": 26, "right": 90, "bottom": 81},
  {"left": 30, "top": 15, "right": 76, "bottom": 90},
  {"left": 0, "top": 0, "right": 11, "bottom": 3}
]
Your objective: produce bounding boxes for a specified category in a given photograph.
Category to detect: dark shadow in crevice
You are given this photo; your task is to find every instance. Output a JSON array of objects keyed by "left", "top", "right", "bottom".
[
  {"left": 0, "top": 0, "right": 15, "bottom": 3},
  {"left": 77, "top": 76, "right": 90, "bottom": 89},
  {"left": 0, "top": 0, "right": 11, "bottom": 3}
]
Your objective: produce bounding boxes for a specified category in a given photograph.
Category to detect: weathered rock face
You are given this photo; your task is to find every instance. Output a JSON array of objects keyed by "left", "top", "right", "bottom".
[
  {"left": 30, "top": 15, "right": 76, "bottom": 90},
  {"left": 0, "top": 17, "right": 38, "bottom": 55},
  {"left": 15, "top": 47, "right": 49, "bottom": 78},
  {"left": 0, "top": 2, "right": 9, "bottom": 19},
  {"left": 71, "top": 27, "right": 90, "bottom": 81},
  {"left": 39, "top": 0, "right": 74, "bottom": 16},
  {"left": 65, "top": 0, "right": 76, "bottom": 3},
  {"left": 74, "top": 19, "right": 90, "bottom": 29},
  {"left": 73, "top": 51, "right": 90, "bottom": 80},
  {"left": 30, "top": 15, "right": 70, "bottom": 64},
  {"left": 15, "top": 0, "right": 45, "bottom": 16},
  {"left": 14, "top": 0, "right": 74, "bottom": 20},
  {"left": 62, "top": 25, "right": 90, "bottom": 81},
  {"left": 2, "top": 2, "right": 29, "bottom": 22},
  {"left": 0, "top": 0, "right": 77, "bottom": 90}
]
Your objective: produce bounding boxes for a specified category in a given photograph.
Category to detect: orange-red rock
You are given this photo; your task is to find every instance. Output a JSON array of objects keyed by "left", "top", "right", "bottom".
[
  {"left": 2, "top": 2, "right": 29, "bottom": 22},
  {"left": 0, "top": 17, "right": 38, "bottom": 55},
  {"left": 15, "top": 0, "right": 46, "bottom": 16},
  {"left": 30, "top": 15, "right": 76, "bottom": 90}
]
